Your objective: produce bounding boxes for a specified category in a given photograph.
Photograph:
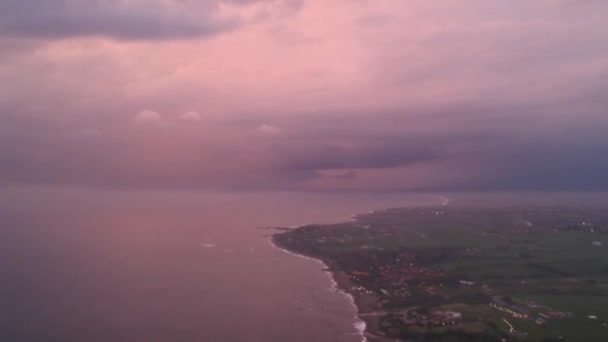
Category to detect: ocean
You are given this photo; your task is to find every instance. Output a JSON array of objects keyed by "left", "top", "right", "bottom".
[{"left": 0, "top": 187, "right": 443, "bottom": 342}]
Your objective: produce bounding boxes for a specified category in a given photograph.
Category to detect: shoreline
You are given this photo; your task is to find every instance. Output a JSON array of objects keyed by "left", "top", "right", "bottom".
[
  {"left": 269, "top": 237, "right": 395, "bottom": 342},
  {"left": 268, "top": 238, "right": 369, "bottom": 342},
  {"left": 269, "top": 198, "right": 449, "bottom": 341}
]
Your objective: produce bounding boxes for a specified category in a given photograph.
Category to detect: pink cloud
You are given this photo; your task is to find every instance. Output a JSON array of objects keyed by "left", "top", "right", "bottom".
[
  {"left": 181, "top": 111, "right": 202, "bottom": 121},
  {"left": 257, "top": 124, "right": 282, "bottom": 134},
  {"left": 1, "top": 1, "right": 608, "bottom": 190},
  {"left": 133, "top": 110, "right": 162, "bottom": 125}
]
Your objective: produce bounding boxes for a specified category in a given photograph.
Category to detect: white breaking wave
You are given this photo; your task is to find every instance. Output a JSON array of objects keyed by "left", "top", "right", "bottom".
[
  {"left": 433, "top": 195, "right": 451, "bottom": 206},
  {"left": 353, "top": 321, "right": 368, "bottom": 339}
]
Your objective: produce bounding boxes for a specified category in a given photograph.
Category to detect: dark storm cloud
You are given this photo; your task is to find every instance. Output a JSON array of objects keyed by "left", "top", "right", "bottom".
[
  {"left": 473, "top": 140, "right": 608, "bottom": 191},
  {"left": 325, "top": 170, "right": 358, "bottom": 180},
  {"left": 1, "top": 107, "right": 608, "bottom": 191},
  {"left": 274, "top": 141, "right": 437, "bottom": 171},
  {"left": 0, "top": 115, "right": 431, "bottom": 188},
  {"left": 262, "top": 96, "right": 608, "bottom": 191},
  {"left": 0, "top": 0, "right": 297, "bottom": 40}
]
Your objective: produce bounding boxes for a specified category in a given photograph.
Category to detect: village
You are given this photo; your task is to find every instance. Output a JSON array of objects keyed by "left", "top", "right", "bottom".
[
  {"left": 343, "top": 256, "right": 577, "bottom": 339},
  {"left": 274, "top": 205, "right": 608, "bottom": 340}
]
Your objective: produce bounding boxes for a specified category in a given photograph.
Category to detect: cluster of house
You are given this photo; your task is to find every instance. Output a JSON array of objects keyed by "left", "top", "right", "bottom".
[
  {"left": 490, "top": 297, "right": 529, "bottom": 318},
  {"left": 539, "top": 311, "right": 570, "bottom": 319},
  {"left": 347, "top": 251, "right": 450, "bottom": 308},
  {"left": 534, "top": 311, "right": 571, "bottom": 325},
  {"left": 403, "top": 310, "right": 463, "bottom": 327},
  {"left": 375, "top": 256, "right": 448, "bottom": 288}
]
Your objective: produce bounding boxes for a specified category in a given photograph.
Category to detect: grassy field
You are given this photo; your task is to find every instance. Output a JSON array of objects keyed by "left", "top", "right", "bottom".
[
  {"left": 545, "top": 318, "right": 608, "bottom": 341},
  {"left": 523, "top": 295, "right": 608, "bottom": 318},
  {"left": 276, "top": 206, "right": 608, "bottom": 341}
]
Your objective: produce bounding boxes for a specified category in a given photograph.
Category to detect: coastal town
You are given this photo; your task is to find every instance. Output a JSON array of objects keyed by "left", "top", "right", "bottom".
[{"left": 273, "top": 206, "right": 608, "bottom": 341}]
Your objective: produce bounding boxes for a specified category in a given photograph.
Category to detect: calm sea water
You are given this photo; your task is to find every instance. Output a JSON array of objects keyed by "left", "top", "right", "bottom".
[
  {"left": 2, "top": 188, "right": 606, "bottom": 342},
  {"left": 0, "top": 187, "right": 443, "bottom": 342}
]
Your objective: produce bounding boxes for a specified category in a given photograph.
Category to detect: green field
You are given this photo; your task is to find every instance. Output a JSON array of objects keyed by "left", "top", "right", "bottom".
[
  {"left": 523, "top": 295, "right": 608, "bottom": 318},
  {"left": 275, "top": 205, "right": 608, "bottom": 341}
]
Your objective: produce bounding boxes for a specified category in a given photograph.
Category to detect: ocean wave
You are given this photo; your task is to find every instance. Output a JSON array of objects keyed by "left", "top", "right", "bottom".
[
  {"left": 433, "top": 195, "right": 451, "bottom": 206},
  {"left": 353, "top": 321, "right": 368, "bottom": 340}
]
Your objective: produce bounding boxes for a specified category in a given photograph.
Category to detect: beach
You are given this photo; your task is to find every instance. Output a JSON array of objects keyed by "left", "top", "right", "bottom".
[{"left": 270, "top": 236, "right": 397, "bottom": 342}]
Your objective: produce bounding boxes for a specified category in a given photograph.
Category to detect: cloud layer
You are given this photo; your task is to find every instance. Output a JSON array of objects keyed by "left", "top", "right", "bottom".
[
  {"left": 1, "top": 0, "right": 607, "bottom": 191},
  {"left": 0, "top": 0, "right": 304, "bottom": 40}
]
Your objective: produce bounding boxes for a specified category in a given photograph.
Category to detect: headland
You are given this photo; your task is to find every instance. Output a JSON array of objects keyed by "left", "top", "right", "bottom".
[{"left": 272, "top": 205, "right": 608, "bottom": 341}]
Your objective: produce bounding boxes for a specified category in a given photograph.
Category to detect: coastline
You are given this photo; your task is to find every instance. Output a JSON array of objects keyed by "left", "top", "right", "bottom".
[
  {"left": 269, "top": 197, "right": 450, "bottom": 341},
  {"left": 269, "top": 237, "right": 395, "bottom": 342}
]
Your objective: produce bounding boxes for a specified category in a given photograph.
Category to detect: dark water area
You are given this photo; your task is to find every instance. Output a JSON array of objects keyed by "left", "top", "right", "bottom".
[
  {"left": 1, "top": 188, "right": 606, "bottom": 342},
  {"left": 0, "top": 187, "right": 442, "bottom": 342}
]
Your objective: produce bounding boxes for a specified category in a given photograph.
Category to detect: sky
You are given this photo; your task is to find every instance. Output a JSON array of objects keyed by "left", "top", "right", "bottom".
[{"left": 1, "top": 0, "right": 607, "bottom": 191}]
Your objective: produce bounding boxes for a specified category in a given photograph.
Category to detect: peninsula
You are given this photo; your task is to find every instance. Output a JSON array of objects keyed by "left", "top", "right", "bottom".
[{"left": 273, "top": 205, "right": 608, "bottom": 341}]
